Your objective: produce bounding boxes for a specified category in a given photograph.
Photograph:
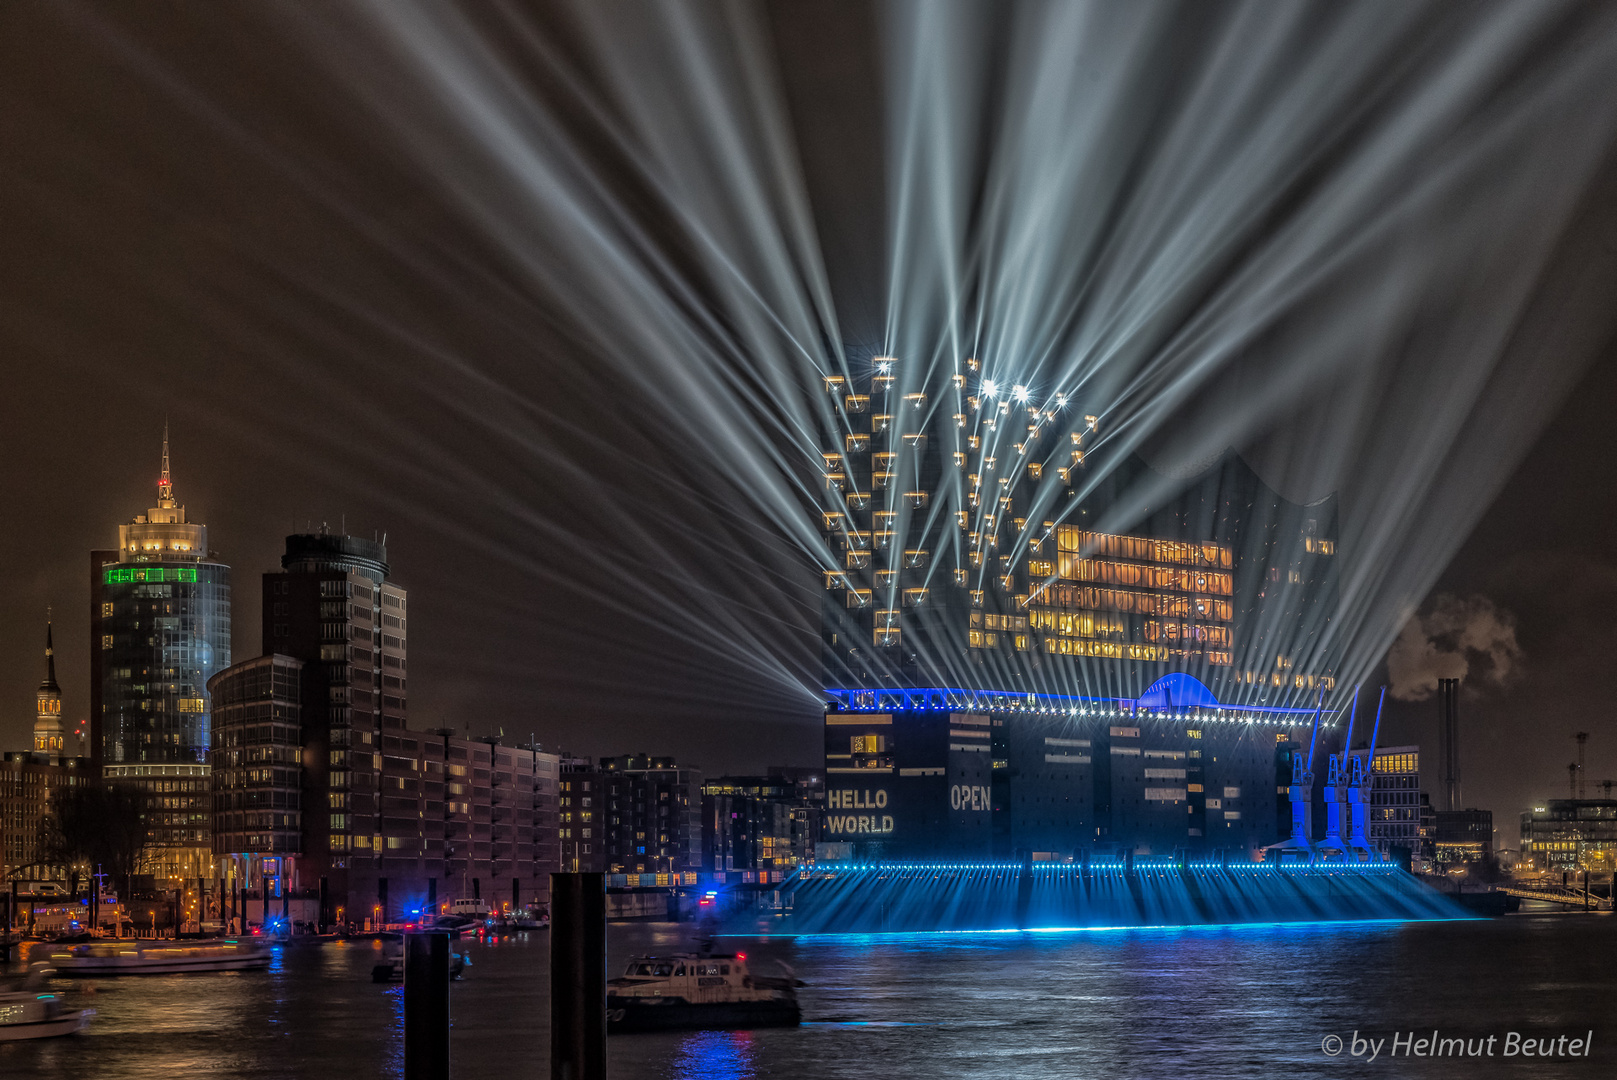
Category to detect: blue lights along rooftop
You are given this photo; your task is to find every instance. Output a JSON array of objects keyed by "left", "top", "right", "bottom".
[
  {"left": 803, "top": 861, "right": 1400, "bottom": 875},
  {"left": 825, "top": 672, "right": 1331, "bottom": 724}
]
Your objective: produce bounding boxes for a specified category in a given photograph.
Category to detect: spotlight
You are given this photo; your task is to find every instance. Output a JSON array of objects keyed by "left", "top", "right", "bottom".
[
  {"left": 1013, "top": 384, "right": 1030, "bottom": 403},
  {"left": 982, "top": 379, "right": 998, "bottom": 397}
]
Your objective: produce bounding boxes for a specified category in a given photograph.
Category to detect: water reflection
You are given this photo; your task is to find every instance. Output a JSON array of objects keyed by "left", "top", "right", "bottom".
[
  {"left": 671, "top": 1030, "right": 756, "bottom": 1080},
  {"left": 1, "top": 918, "right": 1613, "bottom": 1079}
]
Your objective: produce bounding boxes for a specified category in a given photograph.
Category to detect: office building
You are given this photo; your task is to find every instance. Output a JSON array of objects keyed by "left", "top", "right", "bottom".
[
  {"left": 560, "top": 755, "right": 701, "bottom": 877},
  {"left": 1519, "top": 801, "right": 1617, "bottom": 871},
  {"left": 257, "top": 529, "right": 405, "bottom": 896},
  {"left": 209, "top": 653, "right": 305, "bottom": 858},
  {"left": 701, "top": 775, "right": 803, "bottom": 881},
  {"left": 209, "top": 529, "right": 560, "bottom": 922},
  {"left": 90, "top": 428, "right": 230, "bottom": 880},
  {"left": 819, "top": 360, "right": 1341, "bottom": 860},
  {"left": 0, "top": 752, "right": 94, "bottom": 885},
  {"left": 1434, "top": 808, "right": 1493, "bottom": 864},
  {"left": 1346, "top": 745, "right": 1422, "bottom": 862}
]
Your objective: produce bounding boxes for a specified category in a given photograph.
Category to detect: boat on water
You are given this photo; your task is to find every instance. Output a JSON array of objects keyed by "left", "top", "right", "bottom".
[
  {"left": 607, "top": 953, "right": 801, "bottom": 1034},
  {"left": 501, "top": 907, "right": 549, "bottom": 932},
  {"left": 48, "top": 938, "right": 271, "bottom": 976},
  {"left": 370, "top": 937, "right": 470, "bottom": 983},
  {"left": 0, "top": 964, "right": 94, "bottom": 1040}
]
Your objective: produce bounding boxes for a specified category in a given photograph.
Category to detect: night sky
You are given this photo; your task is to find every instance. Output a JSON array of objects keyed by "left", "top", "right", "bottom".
[{"left": 1, "top": 2, "right": 1613, "bottom": 847}]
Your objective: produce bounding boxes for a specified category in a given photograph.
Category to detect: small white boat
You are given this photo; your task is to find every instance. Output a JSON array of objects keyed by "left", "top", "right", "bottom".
[
  {"left": 0, "top": 965, "right": 94, "bottom": 1040},
  {"left": 48, "top": 938, "right": 271, "bottom": 975},
  {"left": 0, "top": 992, "right": 93, "bottom": 1041}
]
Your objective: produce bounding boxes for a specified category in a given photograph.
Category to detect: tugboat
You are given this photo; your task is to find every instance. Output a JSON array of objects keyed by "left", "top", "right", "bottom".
[
  {"left": 0, "top": 964, "right": 93, "bottom": 1040},
  {"left": 607, "top": 953, "right": 801, "bottom": 1033}
]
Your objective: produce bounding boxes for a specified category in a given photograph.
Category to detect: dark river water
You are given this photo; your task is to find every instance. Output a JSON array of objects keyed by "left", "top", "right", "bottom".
[{"left": 5, "top": 913, "right": 1616, "bottom": 1079}]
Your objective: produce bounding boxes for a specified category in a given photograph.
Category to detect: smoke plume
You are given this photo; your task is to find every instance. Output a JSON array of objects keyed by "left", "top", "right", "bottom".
[{"left": 1387, "top": 594, "right": 1523, "bottom": 701}]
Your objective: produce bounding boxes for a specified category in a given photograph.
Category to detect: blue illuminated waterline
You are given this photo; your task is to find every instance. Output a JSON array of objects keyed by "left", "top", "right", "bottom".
[
  {"left": 724, "top": 916, "right": 1477, "bottom": 943},
  {"left": 734, "top": 862, "right": 1469, "bottom": 936}
]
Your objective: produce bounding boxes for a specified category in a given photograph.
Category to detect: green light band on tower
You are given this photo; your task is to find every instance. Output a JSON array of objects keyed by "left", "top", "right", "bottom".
[{"left": 104, "top": 566, "right": 199, "bottom": 584}]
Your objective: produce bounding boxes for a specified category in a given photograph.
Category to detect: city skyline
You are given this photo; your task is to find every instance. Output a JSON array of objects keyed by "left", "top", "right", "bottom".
[
  {"left": 5, "top": 5, "right": 1617, "bottom": 1075},
  {"left": 2, "top": 2, "right": 1617, "bottom": 850},
  {"left": 2, "top": 387, "right": 1614, "bottom": 852}
]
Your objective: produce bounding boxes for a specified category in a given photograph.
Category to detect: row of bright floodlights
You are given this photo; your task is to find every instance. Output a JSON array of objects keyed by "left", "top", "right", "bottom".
[{"left": 825, "top": 690, "right": 1327, "bottom": 724}]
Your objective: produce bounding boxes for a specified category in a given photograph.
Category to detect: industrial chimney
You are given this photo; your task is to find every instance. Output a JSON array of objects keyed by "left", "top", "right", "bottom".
[{"left": 1438, "top": 677, "right": 1460, "bottom": 813}]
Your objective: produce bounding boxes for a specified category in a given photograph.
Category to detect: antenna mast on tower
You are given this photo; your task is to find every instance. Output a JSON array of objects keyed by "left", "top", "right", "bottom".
[{"left": 159, "top": 419, "right": 174, "bottom": 504}]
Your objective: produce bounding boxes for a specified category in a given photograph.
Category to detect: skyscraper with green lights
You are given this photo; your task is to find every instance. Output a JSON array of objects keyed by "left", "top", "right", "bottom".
[{"left": 90, "top": 426, "right": 231, "bottom": 882}]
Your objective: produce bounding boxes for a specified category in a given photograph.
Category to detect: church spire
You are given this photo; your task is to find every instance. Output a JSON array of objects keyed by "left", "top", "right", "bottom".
[
  {"left": 35, "top": 616, "right": 64, "bottom": 759},
  {"left": 158, "top": 418, "right": 174, "bottom": 506},
  {"left": 40, "top": 618, "right": 58, "bottom": 692}
]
